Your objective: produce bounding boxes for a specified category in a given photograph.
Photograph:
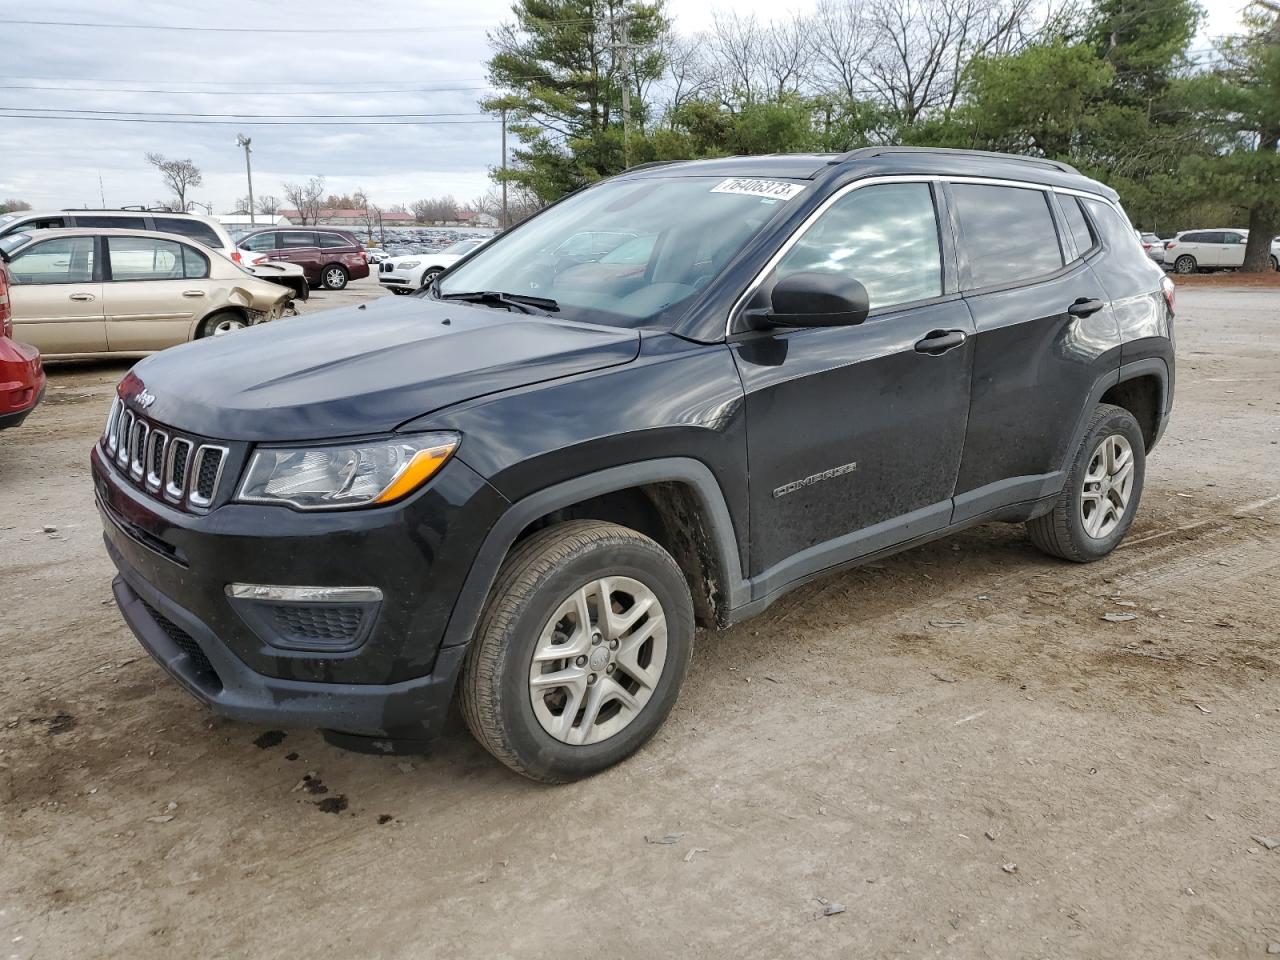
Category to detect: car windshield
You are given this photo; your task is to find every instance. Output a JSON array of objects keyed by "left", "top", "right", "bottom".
[
  {"left": 0, "top": 232, "right": 31, "bottom": 255},
  {"left": 436, "top": 175, "right": 805, "bottom": 329},
  {"left": 442, "top": 240, "right": 482, "bottom": 255}
]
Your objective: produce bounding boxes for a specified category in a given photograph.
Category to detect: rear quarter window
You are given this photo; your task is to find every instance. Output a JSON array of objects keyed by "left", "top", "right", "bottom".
[
  {"left": 318, "top": 233, "right": 353, "bottom": 249},
  {"left": 160, "top": 219, "right": 224, "bottom": 249},
  {"left": 1081, "top": 198, "right": 1154, "bottom": 274}
]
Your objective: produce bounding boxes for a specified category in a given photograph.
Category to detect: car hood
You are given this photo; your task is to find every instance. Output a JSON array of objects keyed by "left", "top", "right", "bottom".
[{"left": 127, "top": 296, "right": 641, "bottom": 441}]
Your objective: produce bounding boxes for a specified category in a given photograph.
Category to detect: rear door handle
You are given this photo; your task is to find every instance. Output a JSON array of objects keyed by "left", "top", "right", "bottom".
[
  {"left": 182, "top": 290, "right": 206, "bottom": 298},
  {"left": 68, "top": 292, "right": 95, "bottom": 302},
  {"left": 1067, "top": 297, "right": 1105, "bottom": 317},
  {"left": 914, "top": 329, "right": 967, "bottom": 355}
]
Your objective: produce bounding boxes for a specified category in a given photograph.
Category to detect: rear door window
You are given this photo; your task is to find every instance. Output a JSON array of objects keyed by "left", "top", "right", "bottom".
[
  {"left": 107, "top": 236, "right": 188, "bottom": 281},
  {"left": 318, "top": 233, "right": 352, "bottom": 248},
  {"left": 279, "top": 231, "right": 317, "bottom": 248},
  {"left": 75, "top": 215, "right": 146, "bottom": 229},
  {"left": 950, "top": 183, "right": 1063, "bottom": 289}
]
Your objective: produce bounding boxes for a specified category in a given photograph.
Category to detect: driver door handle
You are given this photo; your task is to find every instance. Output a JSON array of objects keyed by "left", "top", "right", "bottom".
[
  {"left": 1067, "top": 297, "right": 1105, "bottom": 317},
  {"left": 182, "top": 290, "right": 207, "bottom": 298},
  {"left": 914, "top": 329, "right": 967, "bottom": 355},
  {"left": 68, "top": 292, "right": 96, "bottom": 302}
]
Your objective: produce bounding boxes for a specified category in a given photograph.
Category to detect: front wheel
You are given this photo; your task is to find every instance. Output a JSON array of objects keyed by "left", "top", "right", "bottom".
[
  {"left": 321, "top": 264, "right": 349, "bottom": 290},
  {"left": 1173, "top": 255, "right": 1198, "bottom": 275},
  {"left": 1271, "top": 255, "right": 1278, "bottom": 272},
  {"left": 1026, "top": 403, "right": 1145, "bottom": 562},
  {"left": 460, "top": 520, "right": 695, "bottom": 783}
]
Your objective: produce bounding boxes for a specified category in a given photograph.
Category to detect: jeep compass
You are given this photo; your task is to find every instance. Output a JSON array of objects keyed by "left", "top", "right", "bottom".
[{"left": 93, "top": 148, "right": 1175, "bottom": 782}]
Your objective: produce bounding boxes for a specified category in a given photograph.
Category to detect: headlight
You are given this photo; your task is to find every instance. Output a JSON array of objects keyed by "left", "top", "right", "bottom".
[
  {"left": 235, "top": 432, "right": 459, "bottom": 510},
  {"left": 399, "top": 260, "right": 421, "bottom": 269}
]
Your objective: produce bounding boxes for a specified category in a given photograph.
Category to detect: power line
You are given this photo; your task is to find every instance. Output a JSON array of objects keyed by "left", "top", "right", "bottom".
[
  {"left": 0, "top": 113, "right": 500, "bottom": 126},
  {"left": 0, "top": 16, "right": 599, "bottom": 33},
  {"left": 0, "top": 83, "right": 501, "bottom": 95},
  {"left": 0, "top": 106, "right": 491, "bottom": 119}
]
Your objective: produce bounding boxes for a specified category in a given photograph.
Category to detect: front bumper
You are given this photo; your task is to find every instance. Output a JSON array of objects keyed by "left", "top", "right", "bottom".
[
  {"left": 93, "top": 441, "right": 507, "bottom": 737},
  {"left": 378, "top": 275, "right": 416, "bottom": 291}
]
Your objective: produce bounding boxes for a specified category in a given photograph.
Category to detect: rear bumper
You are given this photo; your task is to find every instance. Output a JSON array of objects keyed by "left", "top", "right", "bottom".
[{"left": 0, "top": 336, "right": 45, "bottom": 429}]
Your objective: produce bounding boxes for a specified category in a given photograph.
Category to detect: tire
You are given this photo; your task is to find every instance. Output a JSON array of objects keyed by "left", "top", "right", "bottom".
[
  {"left": 1173, "top": 255, "right": 1198, "bottom": 275},
  {"left": 321, "top": 264, "right": 348, "bottom": 290},
  {"left": 1270, "top": 255, "right": 1278, "bottom": 272},
  {"left": 391, "top": 287, "right": 412, "bottom": 296},
  {"left": 1026, "top": 403, "right": 1146, "bottom": 562},
  {"left": 198, "top": 311, "right": 246, "bottom": 339},
  {"left": 460, "top": 520, "right": 695, "bottom": 783},
  {"left": 418, "top": 267, "right": 443, "bottom": 290}
]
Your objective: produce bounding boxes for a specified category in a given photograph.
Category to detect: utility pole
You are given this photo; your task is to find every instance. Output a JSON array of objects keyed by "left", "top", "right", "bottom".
[
  {"left": 617, "top": 15, "right": 633, "bottom": 169},
  {"left": 236, "top": 134, "right": 255, "bottom": 227},
  {"left": 500, "top": 107, "right": 509, "bottom": 230}
]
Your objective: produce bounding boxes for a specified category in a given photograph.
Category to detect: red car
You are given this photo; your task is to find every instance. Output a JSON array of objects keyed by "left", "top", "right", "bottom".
[
  {"left": 235, "top": 228, "right": 370, "bottom": 290},
  {"left": 0, "top": 254, "right": 45, "bottom": 429}
]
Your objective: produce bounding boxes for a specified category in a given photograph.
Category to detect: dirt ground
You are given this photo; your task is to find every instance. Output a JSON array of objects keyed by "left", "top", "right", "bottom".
[{"left": 1, "top": 280, "right": 1277, "bottom": 959}]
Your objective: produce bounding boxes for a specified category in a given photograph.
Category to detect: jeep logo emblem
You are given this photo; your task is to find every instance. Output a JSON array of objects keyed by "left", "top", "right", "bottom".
[{"left": 135, "top": 389, "right": 156, "bottom": 409}]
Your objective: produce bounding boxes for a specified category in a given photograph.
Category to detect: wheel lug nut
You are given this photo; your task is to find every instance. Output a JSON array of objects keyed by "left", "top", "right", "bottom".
[
  {"left": 575, "top": 655, "right": 587, "bottom": 667},
  {"left": 588, "top": 673, "right": 597, "bottom": 685},
  {"left": 609, "top": 639, "right": 619, "bottom": 650},
  {"left": 606, "top": 663, "right": 615, "bottom": 674},
  {"left": 591, "top": 632, "right": 603, "bottom": 645}
]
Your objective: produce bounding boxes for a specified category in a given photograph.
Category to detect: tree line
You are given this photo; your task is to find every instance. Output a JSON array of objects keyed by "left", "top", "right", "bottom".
[{"left": 486, "top": 0, "right": 1280, "bottom": 270}]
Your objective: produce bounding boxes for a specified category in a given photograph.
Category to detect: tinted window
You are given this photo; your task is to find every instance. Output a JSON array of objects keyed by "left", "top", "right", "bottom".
[
  {"left": 160, "top": 218, "right": 223, "bottom": 249},
  {"left": 773, "top": 182, "right": 942, "bottom": 310},
  {"left": 241, "top": 232, "right": 278, "bottom": 251},
  {"left": 1081, "top": 198, "right": 1155, "bottom": 274},
  {"left": 318, "top": 232, "right": 352, "bottom": 248},
  {"left": 279, "top": 231, "right": 317, "bottom": 248},
  {"left": 107, "top": 236, "right": 202, "bottom": 281},
  {"left": 1060, "top": 196, "right": 1096, "bottom": 256},
  {"left": 951, "top": 184, "right": 1063, "bottom": 288},
  {"left": 1222, "top": 232, "right": 1246, "bottom": 244},
  {"left": 76, "top": 215, "right": 146, "bottom": 229},
  {"left": 9, "top": 236, "right": 95, "bottom": 284}
]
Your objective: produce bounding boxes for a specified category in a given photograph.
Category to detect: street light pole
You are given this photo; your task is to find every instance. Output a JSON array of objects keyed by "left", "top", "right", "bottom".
[{"left": 236, "top": 134, "right": 255, "bottom": 227}]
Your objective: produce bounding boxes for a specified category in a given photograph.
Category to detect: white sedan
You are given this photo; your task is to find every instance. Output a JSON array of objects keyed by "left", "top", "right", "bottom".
[{"left": 377, "top": 238, "right": 489, "bottom": 294}]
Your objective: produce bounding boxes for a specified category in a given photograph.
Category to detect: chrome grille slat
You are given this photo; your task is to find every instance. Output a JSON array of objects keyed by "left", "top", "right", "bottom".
[{"left": 100, "top": 402, "right": 228, "bottom": 512}]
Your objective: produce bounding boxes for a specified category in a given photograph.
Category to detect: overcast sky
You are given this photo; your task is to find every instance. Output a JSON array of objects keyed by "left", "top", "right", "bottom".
[{"left": 0, "top": 0, "right": 1252, "bottom": 214}]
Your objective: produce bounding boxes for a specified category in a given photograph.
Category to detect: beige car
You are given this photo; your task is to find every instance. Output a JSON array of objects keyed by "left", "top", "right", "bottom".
[{"left": 0, "top": 228, "right": 291, "bottom": 359}]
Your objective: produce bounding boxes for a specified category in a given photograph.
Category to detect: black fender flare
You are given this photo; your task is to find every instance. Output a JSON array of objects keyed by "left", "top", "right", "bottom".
[{"left": 438, "top": 457, "right": 747, "bottom": 650}]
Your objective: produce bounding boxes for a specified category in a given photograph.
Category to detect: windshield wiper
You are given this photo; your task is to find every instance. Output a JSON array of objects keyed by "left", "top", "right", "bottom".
[{"left": 437, "top": 290, "right": 559, "bottom": 315}]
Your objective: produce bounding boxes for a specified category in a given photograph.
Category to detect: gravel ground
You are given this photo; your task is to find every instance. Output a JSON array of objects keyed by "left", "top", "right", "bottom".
[{"left": 1, "top": 285, "right": 1277, "bottom": 959}]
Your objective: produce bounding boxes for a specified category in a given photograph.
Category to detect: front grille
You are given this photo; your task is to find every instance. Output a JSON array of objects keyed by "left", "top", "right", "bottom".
[
  {"left": 140, "top": 599, "right": 221, "bottom": 687},
  {"left": 271, "top": 605, "right": 366, "bottom": 645},
  {"left": 102, "top": 398, "right": 229, "bottom": 512},
  {"left": 380, "top": 261, "right": 392, "bottom": 273}
]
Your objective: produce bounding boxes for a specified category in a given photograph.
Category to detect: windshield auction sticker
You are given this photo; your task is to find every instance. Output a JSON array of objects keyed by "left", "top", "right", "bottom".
[{"left": 710, "top": 178, "right": 807, "bottom": 201}]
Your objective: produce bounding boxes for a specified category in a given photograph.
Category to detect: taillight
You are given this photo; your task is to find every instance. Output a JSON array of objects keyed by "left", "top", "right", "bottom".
[
  {"left": 232, "top": 250, "right": 243, "bottom": 264},
  {"left": 1165, "top": 242, "right": 1176, "bottom": 250},
  {"left": 0, "top": 267, "right": 11, "bottom": 338},
  {"left": 253, "top": 256, "right": 267, "bottom": 265},
  {"left": 1161, "top": 275, "right": 1175, "bottom": 315}
]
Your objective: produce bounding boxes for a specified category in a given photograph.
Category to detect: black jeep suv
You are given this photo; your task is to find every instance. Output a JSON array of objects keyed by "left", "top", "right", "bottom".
[{"left": 93, "top": 148, "right": 1175, "bottom": 782}]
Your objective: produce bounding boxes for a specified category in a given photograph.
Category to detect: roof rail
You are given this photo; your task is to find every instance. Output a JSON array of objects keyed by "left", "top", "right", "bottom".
[
  {"left": 620, "top": 160, "right": 679, "bottom": 173},
  {"left": 61, "top": 205, "right": 179, "bottom": 213},
  {"left": 835, "top": 146, "right": 1079, "bottom": 175}
]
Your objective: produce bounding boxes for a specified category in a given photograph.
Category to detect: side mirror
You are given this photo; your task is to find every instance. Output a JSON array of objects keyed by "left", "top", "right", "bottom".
[{"left": 750, "top": 271, "right": 870, "bottom": 328}]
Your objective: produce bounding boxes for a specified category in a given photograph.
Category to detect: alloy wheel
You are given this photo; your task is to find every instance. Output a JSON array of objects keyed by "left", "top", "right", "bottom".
[
  {"left": 528, "top": 577, "right": 667, "bottom": 746},
  {"left": 212, "top": 318, "right": 246, "bottom": 336},
  {"left": 1080, "top": 434, "right": 1135, "bottom": 539},
  {"left": 325, "top": 268, "right": 347, "bottom": 289},
  {"left": 1174, "top": 256, "right": 1196, "bottom": 275}
]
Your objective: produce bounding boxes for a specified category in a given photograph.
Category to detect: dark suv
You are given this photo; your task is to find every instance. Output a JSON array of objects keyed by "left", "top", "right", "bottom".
[
  {"left": 237, "top": 228, "right": 370, "bottom": 289},
  {"left": 92, "top": 149, "right": 1175, "bottom": 782}
]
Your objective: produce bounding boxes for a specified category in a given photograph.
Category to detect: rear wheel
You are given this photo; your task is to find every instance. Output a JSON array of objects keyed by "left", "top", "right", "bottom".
[
  {"left": 460, "top": 520, "right": 695, "bottom": 783},
  {"left": 1270, "top": 255, "right": 1278, "bottom": 272},
  {"left": 321, "top": 264, "right": 349, "bottom": 290},
  {"left": 1173, "top": 255, "right": 1198, "bottom": 275},
  {"left": 1026, "top": 404, "right": 1145, "bottom": 562},
  {"left": 198, "top": 311, "right": 246, "bottom": 338}
]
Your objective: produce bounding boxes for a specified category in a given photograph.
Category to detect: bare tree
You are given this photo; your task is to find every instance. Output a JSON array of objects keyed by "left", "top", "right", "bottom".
[
  {"left": 282, "top": 177, "right": 326, "bottom": 225},
  {"left": 255, "top": 194, "right": 281, "bottom": 216},
  {"left": 812, "top": 0, "right": 871, "bottom": 103},
  {"left": 145, "top": 152, "right": 203, "bottom": 210},
  {"left": 410, "top": 196, "right": 461, "bottom": 224},
  {"left": 0, "top": 198, "right": 32, "bottom": 214}
]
